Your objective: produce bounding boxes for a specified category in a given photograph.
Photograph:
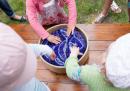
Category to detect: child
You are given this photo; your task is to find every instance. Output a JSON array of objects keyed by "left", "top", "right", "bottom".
[
  {"left": 65, "top": 33, "right": 130, "bottom": 91},
  {"left": 26, "top": 0, "right": 77, "bottom": 44},
  {"left": 93, "top": 0, "right": 121, "bottom": 23},
  {"left": 0, "top": 22, "right": 55, "bottom": 91}
]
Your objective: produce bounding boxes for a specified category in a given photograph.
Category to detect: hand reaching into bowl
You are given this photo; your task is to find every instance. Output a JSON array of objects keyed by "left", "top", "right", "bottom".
[
  {"left": 28, "top": 44, "right": 56, "bottom": 60},
  {"left": 66, "top": 25, "right": 75, "bottom": 36},
  {"left": 50, "top": 51, "right": 56, "bottom": 60},
  {"left": 70, "top": 45, "right": 84, "bottom": 57},
  {"left": 70, "top": 46, "right": 80, "bottom": 57},
  {"left": 47, "top": 34, "right": 61, "bottom": 44}
]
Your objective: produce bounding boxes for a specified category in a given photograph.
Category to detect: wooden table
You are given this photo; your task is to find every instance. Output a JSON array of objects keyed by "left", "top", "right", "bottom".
[{"left": 10, "top": 24, "right": 130, "bottom": 91}]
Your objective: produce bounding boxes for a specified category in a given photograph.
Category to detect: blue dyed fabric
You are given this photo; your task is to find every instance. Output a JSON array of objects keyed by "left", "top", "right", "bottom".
[{"left": 41, "top": 28, "right": 87, "bottom": 66}]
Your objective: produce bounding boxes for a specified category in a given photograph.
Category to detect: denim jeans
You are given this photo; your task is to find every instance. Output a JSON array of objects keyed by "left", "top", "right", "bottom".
[
  {"left": 14, "top": 78, "right": 50, "bottom": 91},
  {"left": 0, "top": 0, "right": 15, "bottom": 17}
]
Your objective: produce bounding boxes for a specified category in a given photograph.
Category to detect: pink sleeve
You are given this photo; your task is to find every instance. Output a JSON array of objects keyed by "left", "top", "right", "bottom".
[
  {"left": 26, "top": 0, "right": 49, "bottom": 39},
  {"left": 65, "top": 0, "right": 77, "bottom": 26}
]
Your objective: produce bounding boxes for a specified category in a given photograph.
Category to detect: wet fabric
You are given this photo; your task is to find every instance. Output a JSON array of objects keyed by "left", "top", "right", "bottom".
[{"left": 41, "top": 28, "right": 87, "bottom": 66}]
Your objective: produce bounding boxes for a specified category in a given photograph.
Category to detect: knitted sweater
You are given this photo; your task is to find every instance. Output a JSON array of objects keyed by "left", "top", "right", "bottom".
[{"left": 65, "top": 57, "right": 130, "bottom": 91}]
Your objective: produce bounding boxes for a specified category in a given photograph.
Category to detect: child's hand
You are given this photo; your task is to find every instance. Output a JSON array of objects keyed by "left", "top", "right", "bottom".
[
  {"left": 66, "top": 29, "right": 72, "bottom": 36},
  {"left": 66, "top": 24, "right": 75, "bottom": 36},
  {"left": 66, "top": 26, "right": 75, "bottom": 36},
  {"left": 28, "top": 44, "right": 56, "bottom": 60},
  {"left": 50, "top": 51, "right": 56, "bottom": 61},
  {"left": 47, "top": 34, "right": 61, "bottom": 44},
  {"left": 70, "top": 46, "right": 79, "bottom": 57}
]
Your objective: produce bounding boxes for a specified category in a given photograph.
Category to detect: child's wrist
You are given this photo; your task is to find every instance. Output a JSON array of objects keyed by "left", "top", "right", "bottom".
[
  {"left": 43, "top": 45, "right": 53, "bottom": 56},
  {"left": 69, "top": 53, "right": 78, "bottom": 58},
  {"left": 46, "top": 34, "right": 51, "bottom": 39}
]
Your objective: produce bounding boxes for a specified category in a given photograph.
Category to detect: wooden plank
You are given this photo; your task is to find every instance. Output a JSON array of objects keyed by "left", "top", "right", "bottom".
[
  {"left": 77, "top": 24, "right": 130, "bottom": 41},
  {"left": 10, "top": 24, "right": 39, "bottom": 40},
  {"left": 36, "top": 69, "right": 72, "bottom": 83},
  {"left": 25, "top": 39, "right": 39, "bottom": 43},
  {"left": 87, "top": 31, "right": 129, "bottom": 41},
  {"left": 48, "top": 82, "right": 89, "bottom": 91},
  {"left": 88, "top": 41, "right": 112, "bottom": 51},
  {"left": 10, "top": 24, "right": 130, "bottom": 41},
  {"left": 10, "top": 24, "right": 34, "bottom": 32},
  {"left": 77, "top": 24, "right": 130, "bottom": 32}
]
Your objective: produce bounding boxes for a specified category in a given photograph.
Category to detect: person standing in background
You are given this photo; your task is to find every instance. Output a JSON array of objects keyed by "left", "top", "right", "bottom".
[
  {"left": 93, "top": 0, "right": 121, "bottom": 23},
  {"left": 0, "top": 0, "right": 26, "bottom": 22}
]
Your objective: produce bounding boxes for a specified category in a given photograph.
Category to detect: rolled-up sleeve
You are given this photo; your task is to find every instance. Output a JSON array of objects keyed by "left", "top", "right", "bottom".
[{"left": 65, "top": 57, "right": 81, "bottom": 81}]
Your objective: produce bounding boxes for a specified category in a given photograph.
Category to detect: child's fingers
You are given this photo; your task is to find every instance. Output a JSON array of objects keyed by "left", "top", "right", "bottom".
[
  {"left": 53, "top": 40, "right": 60, "bottom": 44},
  {"left": 50, "top": 36, "right": 61, "bottom": 44},
  {"left": 51, "top": 36, "right": 61, "bottom": 44},
  {"left": 50, "top": 52, "right": 56, "bottom": 61},
  {"left": 66, "top": 30, "right": 71, "bottom": 36},
  {"left": 55, "top": 36, "right": 61, "bottom": 42}
]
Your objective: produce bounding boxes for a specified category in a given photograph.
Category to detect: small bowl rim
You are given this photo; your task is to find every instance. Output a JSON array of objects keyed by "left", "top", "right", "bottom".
[{"left": 39, "top": 24, "right": 89, "bottom": 69}]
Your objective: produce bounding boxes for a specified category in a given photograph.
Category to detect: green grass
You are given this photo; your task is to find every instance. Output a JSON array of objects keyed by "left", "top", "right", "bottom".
[
  {"left": 0, "top": 0, "right": 26, "bottom": 24},
  {"left": 0, "top": 0, "right": 128, "bottom": 24}
]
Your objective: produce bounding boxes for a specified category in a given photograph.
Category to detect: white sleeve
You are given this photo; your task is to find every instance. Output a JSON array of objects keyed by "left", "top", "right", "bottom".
[{"left": 28, "top": 44, "right": 53, "bottom": 57}]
